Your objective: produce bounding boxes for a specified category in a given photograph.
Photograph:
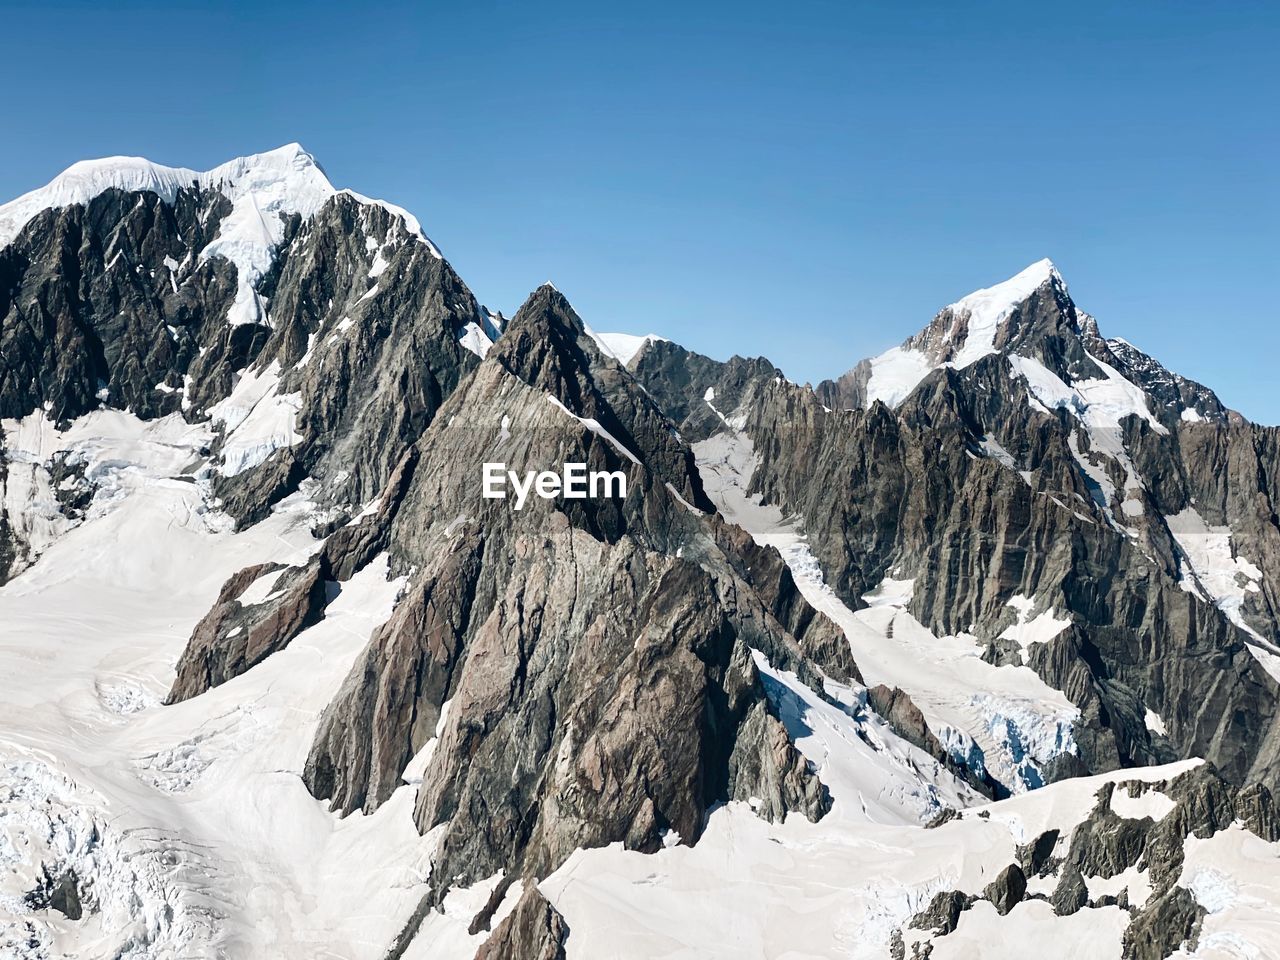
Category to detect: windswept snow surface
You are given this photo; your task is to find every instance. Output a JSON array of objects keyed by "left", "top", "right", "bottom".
[
  {"left": 0, "top": 415, "right": 440, "bottom": 958},
  {"left": 1165, "top": 506, "right": 1265, "bottom": 634},
  {"left": 585, "top": 330, "right": 667, "bottom": 366},
  {"left": 946, "top": 258, "right": 1063, "bottom": 369},
  {"left": 692, "top": 418, "right": 1079, "bottom": 795},
  {"left": 457, "top": 321, "right": 494, "bottom": 359},
  {"left": 3, "top": 405, "right": 1279, "bottom": 958},
  {"left": 1, "top": 408, "right": 220, "bottom": 570},
  {"left": 1000, "top": 595, "right": 1072, "bottom": 654},
  {"left": 540, "top": 763, "right": 1199, "bottom": 960},
  {"left": 865, "top": 346, "right": 936, "bottom": 408},
  {"left": 1008, "top": 351, "right": 1166, "bottom": 533},
  {"left": 1171, "top": 824, "right": 1280, "bottom": 958}
]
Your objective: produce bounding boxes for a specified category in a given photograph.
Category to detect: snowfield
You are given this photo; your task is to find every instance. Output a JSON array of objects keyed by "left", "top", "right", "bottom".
[
  {"left": 0, "top": 413, "right": 438, "bottom": 958},
  {"left": 2, "top": 402, "right": 1279, "bottom": 959}
]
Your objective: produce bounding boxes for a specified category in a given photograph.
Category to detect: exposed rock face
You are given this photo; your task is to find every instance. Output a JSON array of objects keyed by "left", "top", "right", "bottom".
[
  {"left": 168, "top": 446, "right": 421, "bottom": 703},
  {"left": 0, "top": 184, "right": 239, "bottom": 422},
  {"left": 304, "top": 532, "right": 483, "bottom": 815},
  {"left": 626, "top": 266, "right": 1280, "bottom": 795},
  {"left": 1065, "top": 784, "right": 1153, "bottom": 880},
  {"left": 814, "top": 357, "right": 872, "bottom": 412},
  {"left": 166, "top": 559, "right": 327, "bottom": 703},
  {"left": 628, "top": 342, "right": 781, "bottom": 443},
  {"left": 0, "top": 150, "right": 486, "bottom": 568},
  {"left": 473, "top": 887, "right": 568, "bottom": 960},
  {"left": 1051, "top": 864, "right": 1089, "bottom": 916},
  {"left": 0, "top": 435, "right": 16, "bottom": 585},
  {"left": 983, "top": 863, "right": 1027, "bottom": 915},
  {"left": 1018, "top": 828, "right": 1061, "bottom": 877},
  {"left": 302, "top": 294, "right": 845, "bottom": 916},
  {"left": 1122, "top": 886, "right": 1204, "bottom": 960},
  {"left": 211, "top": 194, "right": 482, "bottom": 524},
  {"left": 909, "top": 890, "right": 973, "bottom": 936},
  {"left": 8, "top": 150, "right": 1280, "bottom": 960}
]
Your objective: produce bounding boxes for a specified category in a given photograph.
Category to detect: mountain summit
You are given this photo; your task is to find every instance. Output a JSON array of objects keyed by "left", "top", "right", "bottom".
[{"left": 817, "top": 258, "right": 1227, "bottom": 428}]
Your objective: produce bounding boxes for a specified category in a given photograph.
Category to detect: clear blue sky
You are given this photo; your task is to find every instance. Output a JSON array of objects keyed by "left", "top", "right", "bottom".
[{"left": 3, "top": 1, "right": 1277, "bottom": 420}]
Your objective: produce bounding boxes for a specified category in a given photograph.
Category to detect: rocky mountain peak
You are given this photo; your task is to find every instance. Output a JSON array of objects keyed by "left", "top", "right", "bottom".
[
  {"left": 0, "top": 142, "right": 333, "bottom": 252},
  {"left": 5, "top": 142, "right": 1279, "bottom": 959},
  {"left": 828, "top": 258, "right": 1075, "bottom": 410},
  {"left": 814, "top": 258, "right": 1225, "bottom": 433}
]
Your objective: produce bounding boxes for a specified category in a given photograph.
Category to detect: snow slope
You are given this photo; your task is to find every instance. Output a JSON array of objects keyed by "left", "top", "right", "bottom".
[
  {"left": 540, "top": 763, "right": 1198, "bottom": 960},
  {"left": 2, "top": 402, "right": 1279, "bottom": 959},
  {"left": 585, "top": 329, "right": 668, "bottom": 365},
  {"left": 0, "top": 415, "right": 441, "bottom": 958}
]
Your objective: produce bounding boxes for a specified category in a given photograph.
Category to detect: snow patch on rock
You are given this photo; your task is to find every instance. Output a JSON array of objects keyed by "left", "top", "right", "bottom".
[
  {"left": 691, "top": 414, "right": 1080, "bottom": 795},
  {"left": 207, "top": 360, "right": 303, "bottom": 476}
]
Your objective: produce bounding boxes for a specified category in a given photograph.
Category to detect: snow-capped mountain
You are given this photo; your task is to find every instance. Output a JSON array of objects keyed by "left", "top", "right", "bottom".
[{"left": 2, "top": 147, "right": 1278, "bottom": 960}]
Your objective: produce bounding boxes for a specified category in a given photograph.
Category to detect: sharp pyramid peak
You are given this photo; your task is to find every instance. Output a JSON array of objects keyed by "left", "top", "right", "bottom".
[{"left": 947, "top": 258, "right": 1065, "bottom": 316}]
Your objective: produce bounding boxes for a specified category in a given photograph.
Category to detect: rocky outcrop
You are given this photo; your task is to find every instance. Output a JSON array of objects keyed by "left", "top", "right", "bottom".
[
  {"left": 814, "top": 357, "right": 871, "bottom": 412},
  {"left": 168, "top": 446, "right": 420, "bottom": 703},
  {"left": 304, "top": 532, "right": 483, "bottom": 815},
  {"left": 1051, "top": 864, "right": 1089, "bottom": 916},
  {"left": 1122, "top": 886, "right": 1204, "bottom": 960},
  {"left": 0, "top": 434, "right": 16, "bottom": 586},
  {"left": 0, "top": 157, "right": 484, "bottom": 542},
  {"left": 166, "top": 559, "right": 327, "bottom": 703},
  {"left": 0, "top": 184, "right": 238, "bottom": 422},
  {"left": 909, "top": 890, "right": 973, "bottom": 936},
  {"left": 211, "top": 195, "right": 483, "bottom": 523},
  {"left": 628, "top": 342, "right": 782, "bottom": 443},
  {"left": 295, "top": 287, "right": 851, "bottom": 959},
  {"left": 727, "top": 698, "right": 832, "bottom": 822},
  {"left": 983, "top": 863, "right": 1027, "bottom": 916},
  {"left": 473, "top": 887, "right": 568, "bottom": 960},
  {"left": 1064, "top": 784, "right": 1153, "bottom": 880},
  {"left": 10, "top": 150, "right": 1280, "bottom": 960},
  {"left": 1017, "top": 828, "right": 1061, "bottom": 877},
  {"left": 906, "top": 764, "right": 1278, "bottom": 956}
]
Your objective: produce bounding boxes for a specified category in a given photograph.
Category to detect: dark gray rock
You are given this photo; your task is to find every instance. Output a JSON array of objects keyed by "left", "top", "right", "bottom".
[
  {"left": 1122, "top": 886, "right": 1205, "bottom": 960},
  {"left": 1018, "top": 828, "right": 1061, "bottom": 877},
  {"left": 1065, "top": 785, "right": 1153, "bottom": 880},
  {"left": 983, "top": 863, "right": 1027, "bottom": 916},
  {"left": 628, "top": 273, "right": 1280, "bottom": 794},
  {"left": 292, "top": 287, "right": 851, "bottom": 960},
  {"left": 0, "top": 185, "right": 238, "bottom": 422},
  {"left": 169, "top": 444, "right": 422, "bottom": 704},
  {"left": 909, "top": 889, "right": 972, "bottom": 936},
  {"left": 1051, "top": 864, "right": 1089, "bottom": 917}
]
